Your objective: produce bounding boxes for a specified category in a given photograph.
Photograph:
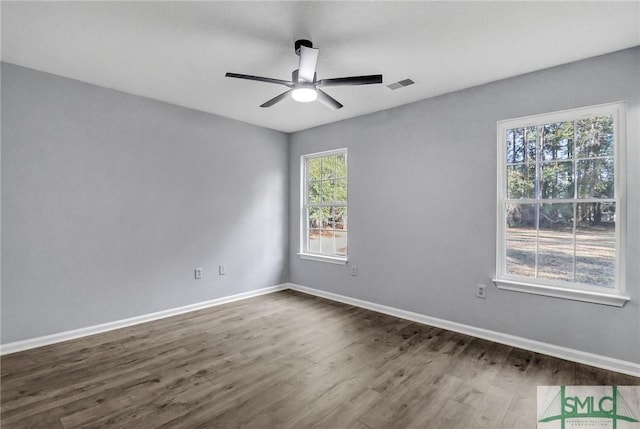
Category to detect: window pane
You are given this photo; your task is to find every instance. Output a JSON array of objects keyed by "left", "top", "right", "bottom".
[
  {"left": 575, "top": 245, "right": 614, "bottom": 287},
  {"left": 542, "top": 121, "right": 573, "bottom": 161},
  {"left": 506, "top": 203, "right": 536, "bottom": 228},
  {"left": 576, "top": 201, "right": 615, "bottom": 230},
  {"left": 538, "top": 239, "right": 574, "bottom": 282},
  {"left": 506, "top": 240, "right": 536, "bottom": 278},
  {"left": 318, "top": 230, "right": 334, "bottom": 254},
  {"left": 540, "top": 161, "right": 573, "bottom": 199},
  {"left": 308, "top": 180, "right": 322, "bottom": 203},
  {"left": 334, "top": 207, "right": 347, "bottom": 231},
  {"left": 526, "top": 126, "right": 537, "bottom": 162},
  {"left": 307, "top": 157, "right": 322, "bottom": 180},
  {"left": 576, "top": 116, "right": 614, "bottom": 158},
  {"left": 308, "top": 207, "right": 331, "bottom": 229},
  {"left": 321, "top": 180, "right": 335, "bottom": 203},
  {"left": 336, "top": 154, "right": 347, "bottom": 179},
  {"left": 335, "top": 231, "right": 347, "bottom": 256},
  {"left": 308, "top": 229, "right": 321, "bottom": 253},
  {"left": 575, "top": 209, "right": 615, "bottom": 287},
  {"left": 505, "top": 203, "right": 536, "bottom": 277},
  {"left": 577, "top": 158, "right": 614, "bottom": 199},
  {"left": 321, "top": 156, "right": 336, "bottom": 179},
  {"left": 539, "top": 203, "right": 573, "bottom": 233},
  {"left": 506, "top": 128, "right": 525, "bottom": 163},
  {"left": 506, "top": 226, "right": 536, "bottom": 278},
  {"left": 325, "top": 207, "right": 336, "bottom": 231},
  {"left": 335, "top": 179, "right": 347, "bottom": 202},
  {"left": 506, "top": 127, "right": 537, "bottom": 164},
  {"left": 507, "top": 164, "right": 536, "bottom": 199},
  {"left": 329, "top": 207, "right": 346, "bottom": 231},
  {"left": 308, "top": 207, "right": 319, "bottom": 229}
]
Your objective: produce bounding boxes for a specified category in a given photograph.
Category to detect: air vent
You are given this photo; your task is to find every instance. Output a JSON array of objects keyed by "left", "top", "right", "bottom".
[{"left": 387, "top": 78, "right": 416, "bottom": 90}]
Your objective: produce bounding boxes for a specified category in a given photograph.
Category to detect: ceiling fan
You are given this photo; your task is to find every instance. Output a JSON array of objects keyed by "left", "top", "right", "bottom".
[{"left": 225, "top": 39, "right": 383, "bottom": 110}]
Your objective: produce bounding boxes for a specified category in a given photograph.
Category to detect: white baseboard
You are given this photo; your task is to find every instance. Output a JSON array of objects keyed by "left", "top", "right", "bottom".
[
  {"left": 3, "top": 282, "right": 638, "bottom": 378},
  {"left": 286, "top": 283, "right": 640, "bottom": 378},
  {"left": 0, "top": 284, "right": 288, "bottom": 356}
]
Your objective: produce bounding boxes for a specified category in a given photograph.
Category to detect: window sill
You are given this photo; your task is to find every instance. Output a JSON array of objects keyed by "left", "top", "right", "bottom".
[
  {"left": 492, "top": 278, "right": 630, "bottom": 307},
  {"left": 298, "top": 253, "right": 348, "bottom": 265}
]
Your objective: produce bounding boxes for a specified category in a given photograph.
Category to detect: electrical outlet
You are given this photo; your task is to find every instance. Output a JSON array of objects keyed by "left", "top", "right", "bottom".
[
  {"left": 351, "top": 266, "right": 358, "bottom": 276},
  {"left": 195, "top": 268, "right": 203, "bottom": 279},
  {"left": 219, "top": 265, "right": 226, "bottom": 276},
  {"left": 476, "top": 284, "right": 486, "bottom": 299}
]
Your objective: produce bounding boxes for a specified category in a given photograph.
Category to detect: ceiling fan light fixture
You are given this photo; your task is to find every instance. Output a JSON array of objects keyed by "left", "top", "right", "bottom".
[{"left": 291, "top": 85, "right": 317, "bottom": 103}]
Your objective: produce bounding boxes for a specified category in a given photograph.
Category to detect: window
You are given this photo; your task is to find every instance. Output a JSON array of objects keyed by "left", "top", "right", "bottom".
[
  {"left": 494, "top": 102, "right": 629, "bottom": 306},
  {"left": 300, "top": 149, "right": 348, "bottom": 264}
]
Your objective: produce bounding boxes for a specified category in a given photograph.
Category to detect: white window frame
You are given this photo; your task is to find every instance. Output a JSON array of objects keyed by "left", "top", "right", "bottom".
[
  {"left": 494, "top": 102, "right": 629, "bottom": 307},
  {"left": 299, "top": 148, "right": 348, "bottom": 265}
]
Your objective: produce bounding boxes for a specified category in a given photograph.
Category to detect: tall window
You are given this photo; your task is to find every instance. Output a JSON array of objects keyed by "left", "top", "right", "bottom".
[
  {"left": 300, "top": 149, "right": 348, "bottom": 263},
  {"left": 495, "top": 102, "right": 628, "bottom": 306}
]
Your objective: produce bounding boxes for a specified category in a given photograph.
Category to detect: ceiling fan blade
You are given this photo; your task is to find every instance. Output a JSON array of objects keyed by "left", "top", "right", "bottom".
[
  {"left": 317, "top": 74, "right": 383, "bottom": 88},
  {"left": 260, "top": 89, "right": 293, "bottom": 108},
  {"left": 317, "top": 89, "right": 343, "bottom": 110},
  {"left": 298, "top": 46, "right": 319, "bottom": 83},
  {"left": 225, "top": 73, "right": 293, "bottom": 88}
]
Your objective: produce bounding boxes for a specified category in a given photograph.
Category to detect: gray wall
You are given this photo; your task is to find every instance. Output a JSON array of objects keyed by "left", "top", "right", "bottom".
[
  {"left": 289, "top": 48, "right": 640, "bottom": 364},
  {"left": 1, "top": 63, "right": 289, "bottom": 343}
]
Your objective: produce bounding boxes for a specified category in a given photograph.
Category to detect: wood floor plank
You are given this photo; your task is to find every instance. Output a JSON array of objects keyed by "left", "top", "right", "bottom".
[
  {"left": 310, "top": 387, "right": 381, "bottom": 429},
  {"left": 2, "top": 289, "right": 638, "bottom": 428}
]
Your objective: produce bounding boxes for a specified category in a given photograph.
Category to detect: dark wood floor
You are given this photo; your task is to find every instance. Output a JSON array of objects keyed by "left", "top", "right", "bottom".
[{"left": 1, "top": 290, "right": 638, "bottom": 428}]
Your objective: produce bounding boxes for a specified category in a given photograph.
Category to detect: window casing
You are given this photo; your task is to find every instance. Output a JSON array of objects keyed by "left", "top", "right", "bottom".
[
  {"left": 494, "top": 102, "right": 629, "bottom": 306},
  {"left": 300, "top": 149, "right": 348, "bottom": 264}
]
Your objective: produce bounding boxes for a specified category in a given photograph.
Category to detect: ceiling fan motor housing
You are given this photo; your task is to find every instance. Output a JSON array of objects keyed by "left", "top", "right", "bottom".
[
  {"left": 292, "top": 69, "right": 317, "bottom": 83},
  {"left": 294, "top": 39, "right": 313, "bottom": 56}
]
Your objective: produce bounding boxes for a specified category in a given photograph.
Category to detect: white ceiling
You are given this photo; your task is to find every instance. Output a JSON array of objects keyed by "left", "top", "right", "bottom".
[{"left": 2, "top": 1, "right": 639, "bottom": 133}]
